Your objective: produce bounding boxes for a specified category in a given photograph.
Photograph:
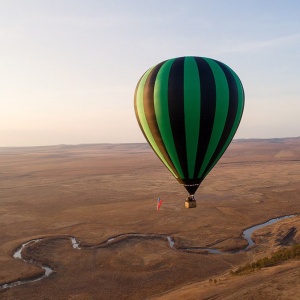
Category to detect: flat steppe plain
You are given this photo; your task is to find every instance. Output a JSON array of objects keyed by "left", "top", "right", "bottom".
[{"left": 0, "top": 138, "right": 299, "bottom": 299}]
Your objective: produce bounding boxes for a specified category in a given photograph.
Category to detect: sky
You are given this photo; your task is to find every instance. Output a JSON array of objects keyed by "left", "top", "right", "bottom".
[{"left": 1, "top": 0, "right": 299, "bottom": 146}]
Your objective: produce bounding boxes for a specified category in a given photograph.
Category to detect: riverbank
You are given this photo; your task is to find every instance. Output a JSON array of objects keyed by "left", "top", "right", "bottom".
[
  {"left": 0, "top": 215, "right": 297, "bottom": 291},
  {"left": 0, "top": 139, "right": 299, "bottom": 299}
]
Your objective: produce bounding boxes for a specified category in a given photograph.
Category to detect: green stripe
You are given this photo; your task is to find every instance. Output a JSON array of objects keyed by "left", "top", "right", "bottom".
[
  {"left": 198, "top": 58, "right": 229, "bottom": 178},
  {"left": 154, "top": 59, "right": 184, "bottom": 179},
  {"left": 184, "top": 57, "right": 200, "bottom": 178},
  {"left": 136, "top": 66, "right": 177, "bottom": 178},
  {"left": 202, "top": 70, "right": 244, "bottom": 179}
]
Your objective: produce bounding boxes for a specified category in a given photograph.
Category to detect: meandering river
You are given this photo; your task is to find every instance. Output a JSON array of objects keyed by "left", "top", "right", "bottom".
[{"left": 0, "top": 214, "right": 296, "bottom": 290}]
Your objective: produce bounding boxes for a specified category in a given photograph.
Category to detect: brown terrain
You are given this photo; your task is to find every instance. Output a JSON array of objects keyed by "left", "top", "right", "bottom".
[{"left": 0, "top": 137, "right": 299, "bottom": 299}]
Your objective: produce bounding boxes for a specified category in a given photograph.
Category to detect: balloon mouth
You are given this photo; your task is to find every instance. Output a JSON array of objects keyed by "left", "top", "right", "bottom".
[{"left": 183, "top": 183, "right": 200, "bottom": 196}]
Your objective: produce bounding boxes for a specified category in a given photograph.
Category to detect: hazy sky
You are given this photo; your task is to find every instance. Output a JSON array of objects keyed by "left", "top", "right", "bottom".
[{"left": 1, "top": 0, "right": 299, "bottom": 146}]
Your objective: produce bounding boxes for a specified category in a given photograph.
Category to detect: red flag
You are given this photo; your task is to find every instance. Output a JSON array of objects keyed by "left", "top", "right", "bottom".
[{"left": 157, "top": 197, "right": 163, "bottom": 211}]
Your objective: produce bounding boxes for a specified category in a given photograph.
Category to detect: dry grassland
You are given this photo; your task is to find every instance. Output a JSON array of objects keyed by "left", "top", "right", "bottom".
[{"left": 0, "top": 138, "right": 299, "bottom": 299}]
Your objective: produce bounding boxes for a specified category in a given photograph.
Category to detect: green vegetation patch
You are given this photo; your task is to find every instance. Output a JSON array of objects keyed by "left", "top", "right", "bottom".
[{"left": 231, "top": 244, "right": 300, "bottom": 276}]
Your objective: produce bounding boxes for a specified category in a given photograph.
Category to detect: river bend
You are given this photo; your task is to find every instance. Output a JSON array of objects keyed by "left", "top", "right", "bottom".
[{"left": 0, "top": 214, "right": 296, "bottom": 290}]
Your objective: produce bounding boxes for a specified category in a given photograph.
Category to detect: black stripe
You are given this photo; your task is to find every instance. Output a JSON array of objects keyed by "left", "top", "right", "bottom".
[
  {"left": 143, "top": 62, "right": 181, "bottom": 179},
  {"left": 200, "top": 60, "right": 240, "bottom": 179},
  {"left": 168, "top": 57, "right": 189, "bottom": 179},
  {"left": 193, "top": 57, "right": 217, "bottom": 179}
]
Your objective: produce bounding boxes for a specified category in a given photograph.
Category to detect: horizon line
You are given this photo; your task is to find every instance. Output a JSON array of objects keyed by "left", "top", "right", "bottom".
[{"left": 0, "top": 136, "right": 299, "bottom": 149}]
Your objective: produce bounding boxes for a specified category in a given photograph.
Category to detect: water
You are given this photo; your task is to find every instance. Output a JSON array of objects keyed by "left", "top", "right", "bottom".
[
  {"left": 182, "top": 247, "right": 224, "bottom": 254},
  {"left": 44, "top": 266, "right": 53, "bottom": 276},
  {"left": 242, "top": 215, "right": 296, "bottom": 249},
  {"left": 0, "top": 214, "right": 296, "bottom": 290},
  {"left": 201, "top": 248, "right": 224, "bottom": 254},
  {"left": 167, "top": 236, "right": 175, "bottom": 248},
  {"left": 13, "top": 247, "right": 23, "bottom": 259},
  {"left": 71, "top": 237, "right": 80, "bottom": 249},
  {"left": 0, "top": 239, "right": 54, "bottom": 290},
  {"left": 180, "top": 215, "right": 296, "bottom": 254},
  {"left": 13, "top": 240, "right": 40, "bottom": 259}
]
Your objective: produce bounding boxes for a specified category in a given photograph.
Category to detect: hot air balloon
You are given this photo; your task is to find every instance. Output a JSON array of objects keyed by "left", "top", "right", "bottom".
[{"left": 134, "top": 56, "right": 244, "bottom": 208}]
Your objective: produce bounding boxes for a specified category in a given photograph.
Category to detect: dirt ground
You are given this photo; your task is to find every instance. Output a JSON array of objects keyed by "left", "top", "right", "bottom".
[{"left": 0, "top": 138, "right": 299, "bottom": 299}]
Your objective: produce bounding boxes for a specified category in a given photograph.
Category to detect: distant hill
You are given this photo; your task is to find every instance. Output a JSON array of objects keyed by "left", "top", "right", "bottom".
[{"left": 0, "top": 137, "right": 299, "bottom": 158}]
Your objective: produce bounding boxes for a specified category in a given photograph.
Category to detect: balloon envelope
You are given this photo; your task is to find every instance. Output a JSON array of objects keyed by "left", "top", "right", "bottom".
[{"left": 134, "top": 56, "right": 244, "bottom": 196}]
